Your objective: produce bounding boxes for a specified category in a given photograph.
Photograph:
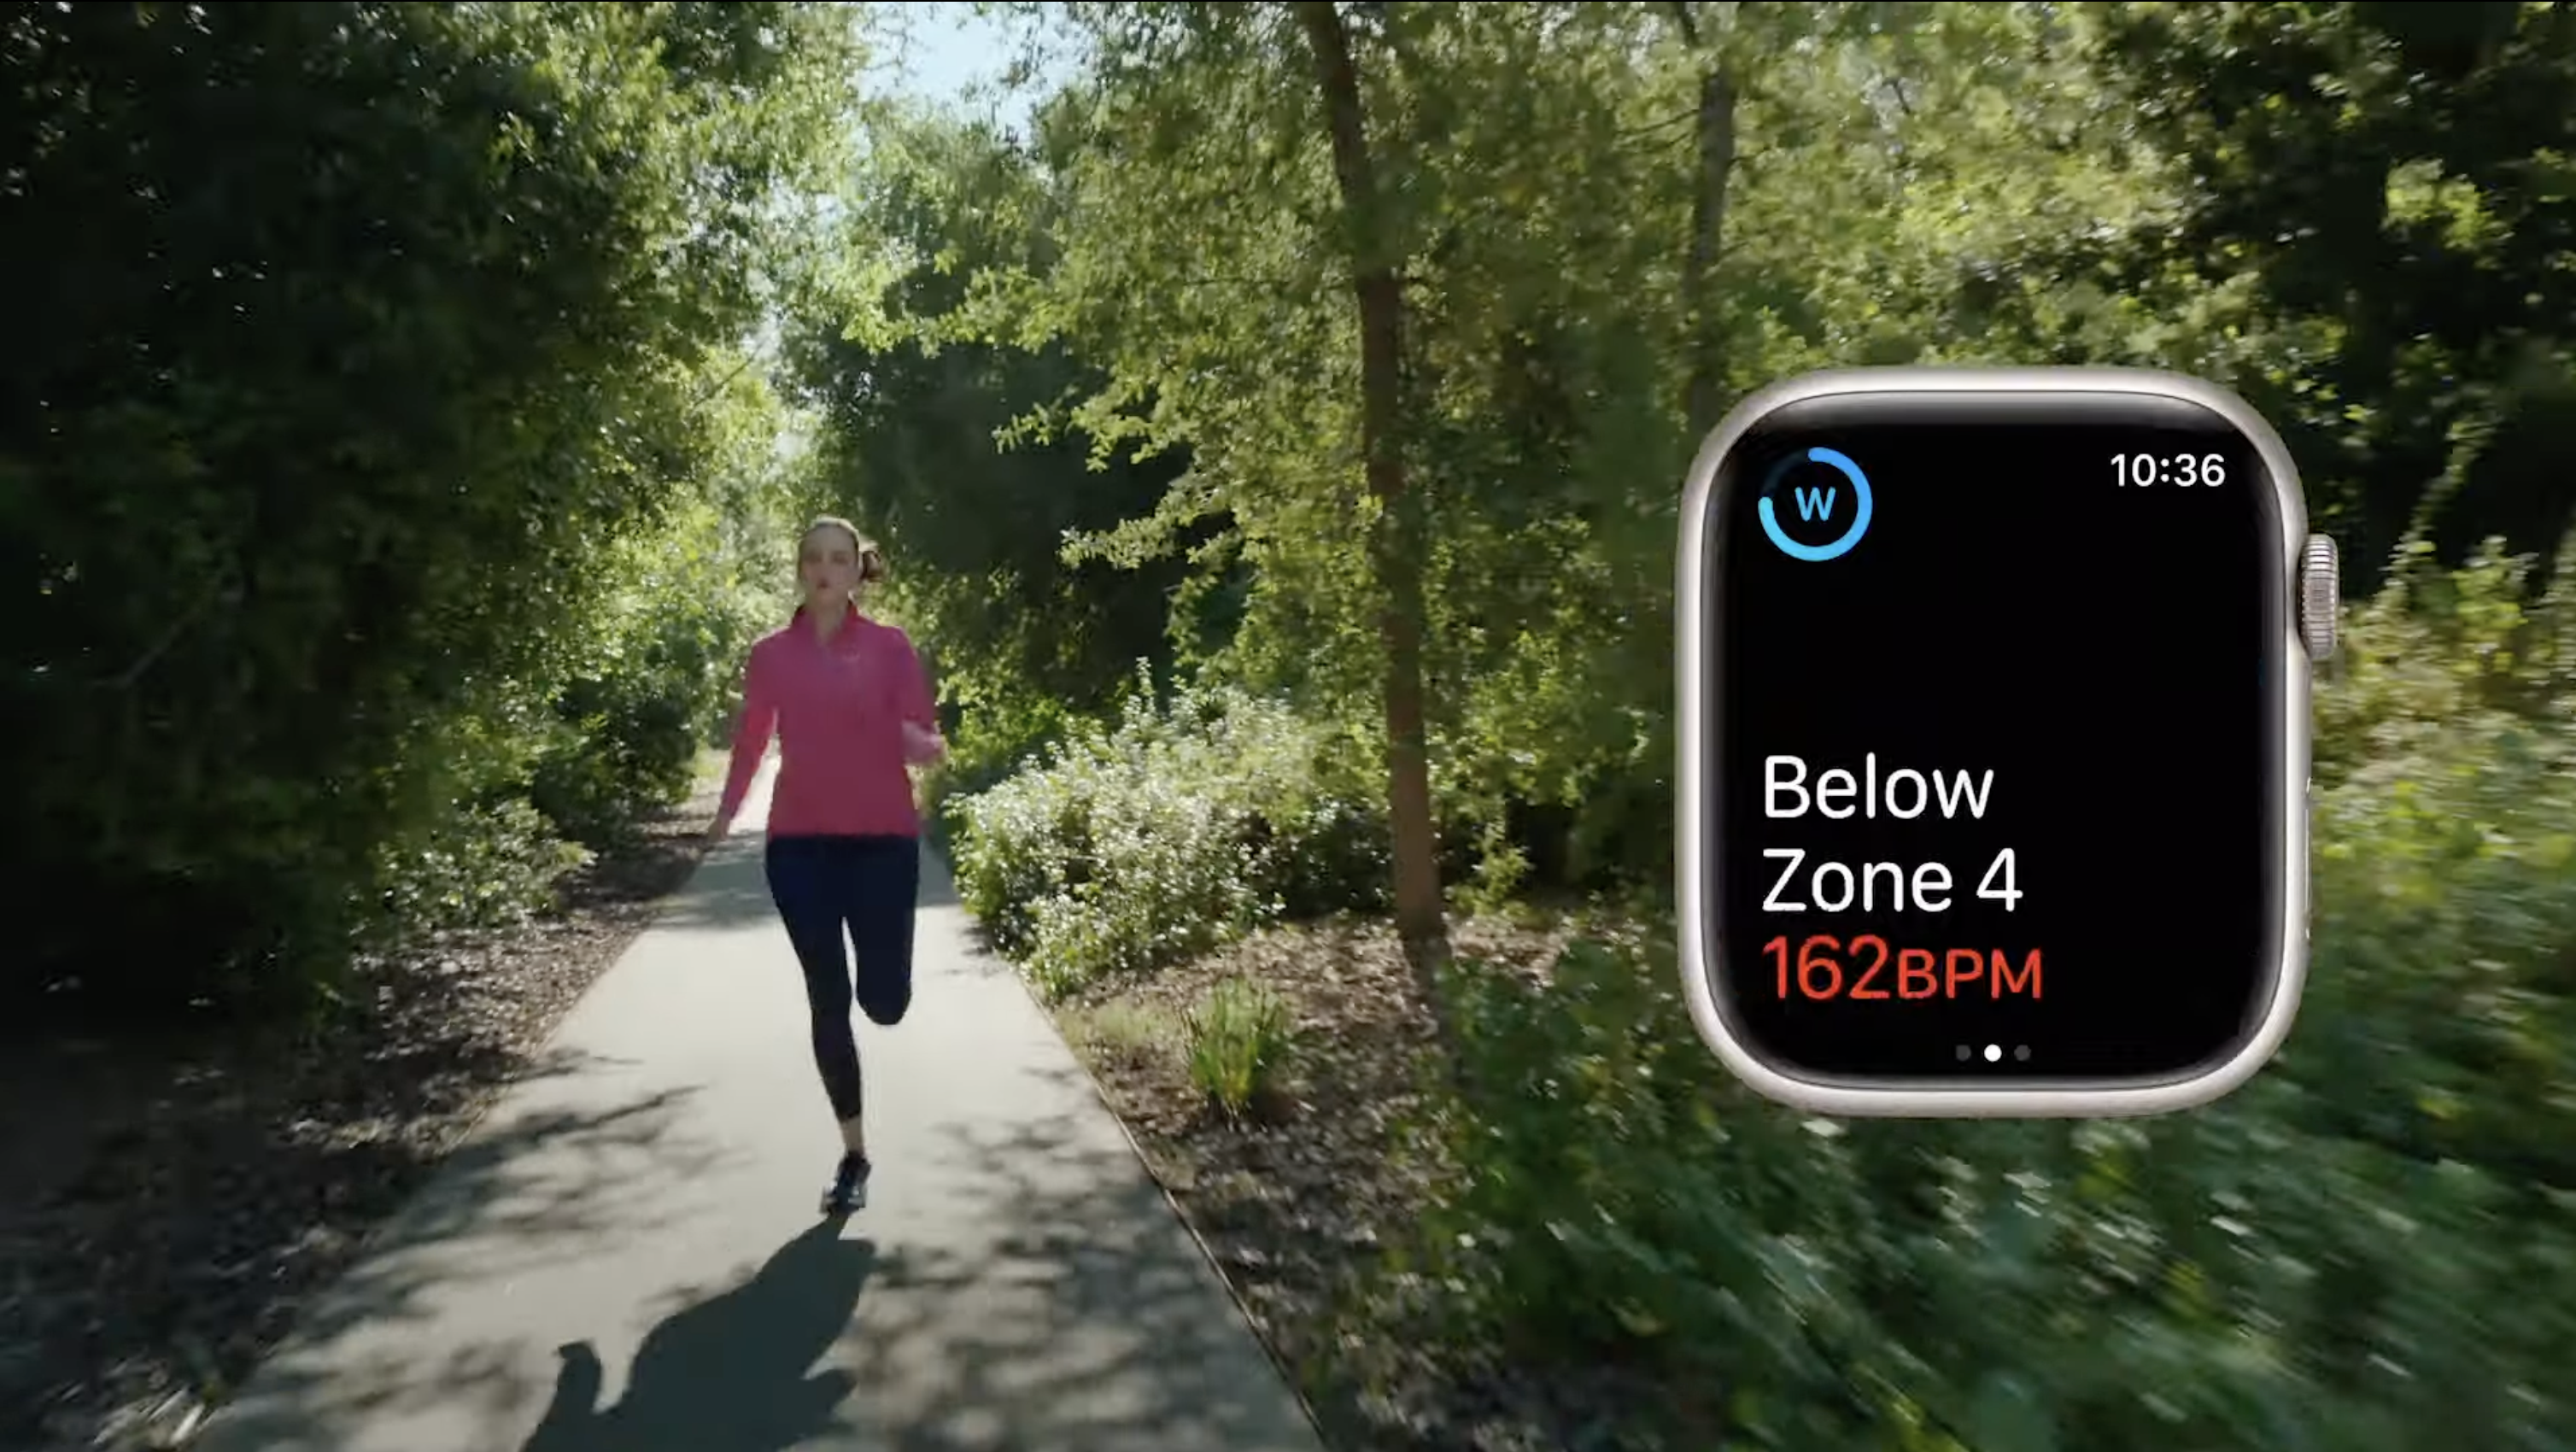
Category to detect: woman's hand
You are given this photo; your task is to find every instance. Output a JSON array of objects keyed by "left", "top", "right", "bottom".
[{"left": 901, "top": 721, "right": 946, "bottom": 766}]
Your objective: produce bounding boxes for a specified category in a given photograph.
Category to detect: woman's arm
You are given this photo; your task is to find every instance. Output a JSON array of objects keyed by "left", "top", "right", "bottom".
[{"left": 711, "top": 641, "right": 777, "bottom": 837}]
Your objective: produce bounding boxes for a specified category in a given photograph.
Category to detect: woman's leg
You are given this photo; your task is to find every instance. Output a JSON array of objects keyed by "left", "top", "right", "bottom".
[
  {"left": 845, "top": 835, "right": 923, "bottom": 1029},
  {"left": 763, "top": 837, "right": 864, "bottom": 1126}
]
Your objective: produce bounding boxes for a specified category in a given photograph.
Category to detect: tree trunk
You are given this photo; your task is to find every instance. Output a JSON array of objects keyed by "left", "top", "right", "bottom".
[
  {"left": 1669, "top": 2, "right": 1742, "bottom": 438},
  {"left": 1292, "top": 0, "right": 1452, "bottom": 987}
]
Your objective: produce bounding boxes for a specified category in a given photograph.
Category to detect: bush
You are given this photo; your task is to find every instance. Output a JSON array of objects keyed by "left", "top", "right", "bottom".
[
  {"left": 1408, "top": 542, "right": 2576, "bottom": 1450},
  {"left": 371, "top": 796, "right": 590, "bottom": 944},
  {"left": 947, "top": 670, "right": 1389, "bottom": 997},
  {"left": 2313, "top": 537, "right": 2576, "bottom": 790},
  {"left": 1186, "top": 978, "right": 1296, "bottom": 1120},
  {"left": 527, "top": 506, "right": 782, "bottom": 846},
  {"left": 913, "top": 687, "right": 1086, "bottom": 861}
]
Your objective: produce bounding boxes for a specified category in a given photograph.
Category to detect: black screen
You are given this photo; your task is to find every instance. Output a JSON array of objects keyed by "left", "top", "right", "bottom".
[{"left": 1697, "top": 386, "right": 2292, "bottom": 1089}]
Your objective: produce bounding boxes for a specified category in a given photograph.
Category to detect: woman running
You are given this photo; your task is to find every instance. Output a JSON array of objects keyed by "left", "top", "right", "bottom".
[{"left": 709, "top": 517, "right": 946, "bottom": 1215}]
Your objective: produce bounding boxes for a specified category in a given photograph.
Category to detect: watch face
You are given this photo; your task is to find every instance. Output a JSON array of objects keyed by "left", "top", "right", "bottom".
[{"left": 1677, "top": 369, "right": 2312, "bottom": 1116}]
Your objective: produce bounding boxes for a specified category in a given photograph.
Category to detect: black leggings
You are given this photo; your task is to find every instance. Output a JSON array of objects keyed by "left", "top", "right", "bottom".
[{"left": 761, "top": 834, "right": 921, "bottom": 1124}]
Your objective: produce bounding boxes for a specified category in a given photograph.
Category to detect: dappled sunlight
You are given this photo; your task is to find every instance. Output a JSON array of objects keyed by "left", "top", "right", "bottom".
[{"left": 12, "top": 2, "right": 2576, "bottom": 1449}]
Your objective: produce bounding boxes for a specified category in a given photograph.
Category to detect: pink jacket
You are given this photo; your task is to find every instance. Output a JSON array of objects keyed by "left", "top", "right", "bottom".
[{"left": 716, "top": 605, "right": 939, "bottom": 840}]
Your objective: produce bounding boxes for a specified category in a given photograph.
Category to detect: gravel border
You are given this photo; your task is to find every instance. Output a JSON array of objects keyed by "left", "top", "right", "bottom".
[{"left": 1045, "top": 915, "right": 1665, "bottom": 1452}]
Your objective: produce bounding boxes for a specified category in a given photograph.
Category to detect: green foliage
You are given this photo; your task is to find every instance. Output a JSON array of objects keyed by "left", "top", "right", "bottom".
[
  {"left": 812, "top": 1, "right": 2576, "bottom": 905},
  {"left": 2093, "top": 1, "right": 2576, "bottom": 578},
  {"left": 528, "top": 483, "right": 795, "bottom": 848},
  {"left": 2, "top": 2, "right": 849, "bottom": 1010},
  {"left": 927, "top": 2, "right": 2250, "bottom": 899},
  {"left": 2315, "top": 536, "right": 2576, "bottom": 786},
  {"left": 674, "top": 4, "right": 2576, "bottom": 1445},
  {"left": 779, "top": 106, "right": 1201, "bottom": 822},
  {"left": 1185, "top": 978, "right": 1296, "bottom": 1120},
  {"left": 1409, "top": 550, "right": 2576, "bottom": 1449},
  {"left": 372, "top": 796, "right": 591, "bottom": 943},
  {"left": 948, "top": 670, "right": 1388, "bottom": 997},
  {"left": 793, "top": 6, "right": 2576, "bottom": 1448},
  {"left": 2293, "top": 540, "right": 2576, "bottom": 1191}
]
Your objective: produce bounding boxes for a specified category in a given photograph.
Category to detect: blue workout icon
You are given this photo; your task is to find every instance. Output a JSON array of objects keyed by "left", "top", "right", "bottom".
[{"left": 1757, "top": 447, "right": 1874, "bottom": 562}]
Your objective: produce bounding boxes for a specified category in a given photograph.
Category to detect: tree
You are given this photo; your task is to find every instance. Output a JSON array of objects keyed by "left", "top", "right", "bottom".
[
  {"left": 1291, "top": 1, "right": 1450, "bottom": 972},
  {"left": 1664, "top": 1, "right": 1746, "bottom": 438},
  {"left": 950, "top": 2, "right": 1467, "bottom": 989}
]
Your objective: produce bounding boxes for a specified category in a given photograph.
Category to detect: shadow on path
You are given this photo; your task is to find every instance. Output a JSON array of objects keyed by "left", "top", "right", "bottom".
[
  {"left": 185, "top": 829, "right": 1316, "bottom": 1452},
  {"left": 522, "top": 1221, "right": 881, "bottom": 1452},
  {"left": 185, "top": 1077, "right": 735, "bottom": 1452},
  {"left": 648, "top": 841, "right": 782, "bottom": 934},
  {"left": 653, "top": 838, "right": 961, "bottom": 936}
]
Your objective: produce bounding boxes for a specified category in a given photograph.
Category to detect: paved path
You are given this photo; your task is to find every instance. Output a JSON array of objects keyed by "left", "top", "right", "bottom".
[{"left": 194, "top": 758, "right": 1326, "bottom": 1452}]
